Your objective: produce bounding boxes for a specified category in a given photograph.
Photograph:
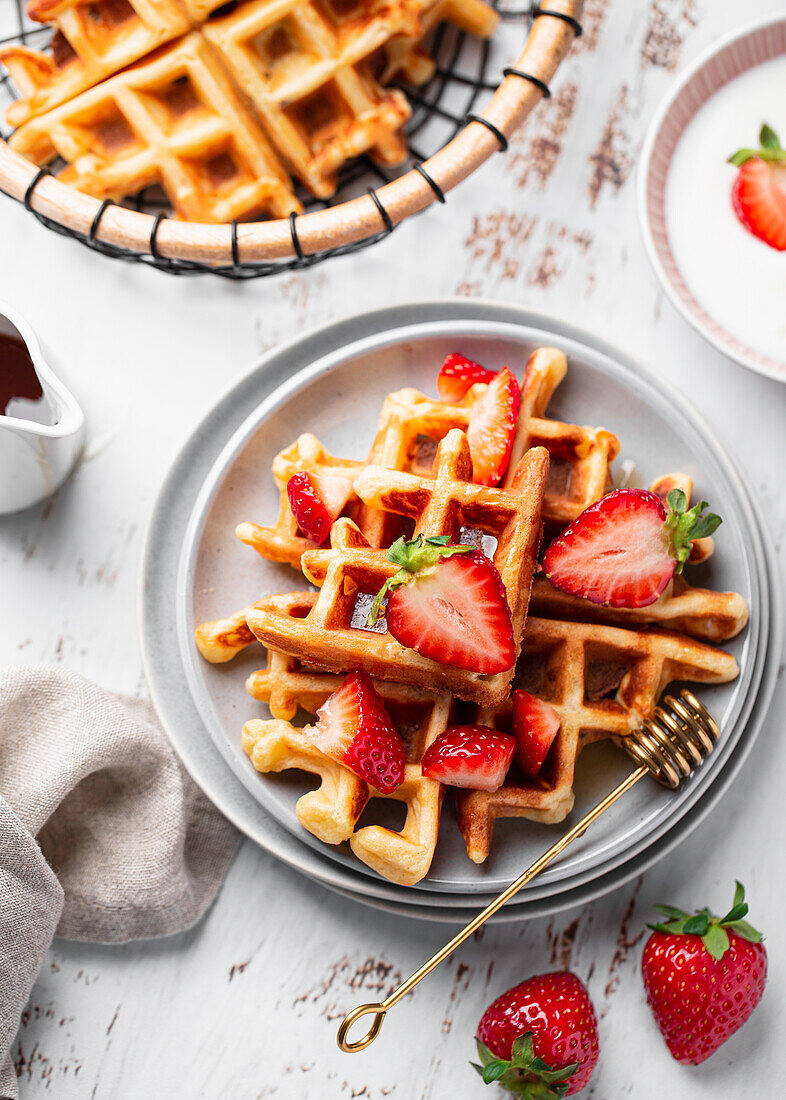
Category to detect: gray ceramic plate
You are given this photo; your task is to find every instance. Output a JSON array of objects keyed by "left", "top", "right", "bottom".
[{"left": 141, "top": 301, "right": 778, "bottom": 913}]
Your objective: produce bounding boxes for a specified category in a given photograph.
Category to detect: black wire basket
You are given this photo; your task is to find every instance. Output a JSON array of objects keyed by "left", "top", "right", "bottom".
[{"left": 0, "top": 1, "right": 582, "bottom": 278}]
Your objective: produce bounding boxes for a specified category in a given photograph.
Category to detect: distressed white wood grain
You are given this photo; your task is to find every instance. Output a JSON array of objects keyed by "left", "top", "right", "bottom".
[{"left": 1, "top": 1, "right": 784, "bottom": 1096}]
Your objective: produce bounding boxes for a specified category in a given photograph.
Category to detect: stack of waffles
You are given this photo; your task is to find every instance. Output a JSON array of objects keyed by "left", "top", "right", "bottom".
[
  {"left": 195, "top": 347, "right": 748, "bottom": 885},
  {"left": 2, "top": 0, "right": 499, "bottom": 221}
]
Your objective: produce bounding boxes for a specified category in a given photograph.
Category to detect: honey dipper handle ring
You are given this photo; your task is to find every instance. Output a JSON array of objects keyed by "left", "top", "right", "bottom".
[{"left": 336, "top": 690, "right": 720, "bottom": 1054}]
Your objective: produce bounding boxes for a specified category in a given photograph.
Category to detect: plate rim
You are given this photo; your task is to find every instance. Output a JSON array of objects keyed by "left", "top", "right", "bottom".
[
  {"left": 637, "top": 11, "right": 786, "bottom": 384},
  {"left": 139, "top": 299, "right": 780, "bottom": 910}
]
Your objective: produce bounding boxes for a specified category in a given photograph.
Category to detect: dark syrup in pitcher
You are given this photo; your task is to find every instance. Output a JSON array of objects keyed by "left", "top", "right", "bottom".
[{"left": 0, "top": 331, "right": 57, "bottom": 425}]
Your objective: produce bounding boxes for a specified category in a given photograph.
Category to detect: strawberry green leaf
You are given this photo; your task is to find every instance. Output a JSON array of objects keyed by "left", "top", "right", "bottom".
[
  {"left": 665, "top": 495, "right": 722, "bottom": 572},
  {"left": 760, "top": 123, "right": 781, "bottom": 150},
  {"left": 720, "top": 901, "right": 749, "bottom": 924},
  {"left": 482, "top": 1061, "right": 510, "bottom": 1083},
  {"left": 654, "top": 903, "right": 689, "bottom": 920},
  {"left": 728, "top": 148, "right": 759, "bottom": 166},
  {"left": 702, "top": 923, "right": 730, "bottom": 961},
  {"left": 511, "top": 1033, "right": 536, "bottom": 1066},
  {"left": 733, "top": 881, "right": 745, "bottom": 908},
  {"left": 682, "top": 913, "right": 710, "bottom": 936},
  {"left": 724, "top": 919, "right": 764, "bottom": 944},
  {"left": 475, "top": 1039, "right": 497, "bottom": 1066}
]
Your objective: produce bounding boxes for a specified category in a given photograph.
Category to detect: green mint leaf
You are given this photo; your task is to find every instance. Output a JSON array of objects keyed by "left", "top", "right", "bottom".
[
  {"left": 683, "top": 913, "right": 710, "bottom": 936},
  {"left": 702, "top": 923, "right": 730, "bottom": 961},
  {"left": 760, "top": 123, "right": 781, "bottom": 150},
  {"left": 481, "top": 1061, "right": 509, "bottom": 1084}
]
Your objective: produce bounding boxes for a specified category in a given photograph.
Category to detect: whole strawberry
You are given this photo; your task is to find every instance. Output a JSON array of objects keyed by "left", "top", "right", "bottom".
[
  {"left": 642, "top": 882, "right": 767, "bottom": 1065},
  {"left": 474, "top": 971, "right": 599, "bottom": 1096}
]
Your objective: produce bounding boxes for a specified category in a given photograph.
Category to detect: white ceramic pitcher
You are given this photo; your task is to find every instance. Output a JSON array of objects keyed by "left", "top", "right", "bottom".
[{"left": 0, "top": 300, "right": 85, "bottom": 514}]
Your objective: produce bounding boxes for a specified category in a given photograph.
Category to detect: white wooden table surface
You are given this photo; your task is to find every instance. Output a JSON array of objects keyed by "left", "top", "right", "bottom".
[{"left": 1, "top": 2, "right": 785, "bottom": 1096}]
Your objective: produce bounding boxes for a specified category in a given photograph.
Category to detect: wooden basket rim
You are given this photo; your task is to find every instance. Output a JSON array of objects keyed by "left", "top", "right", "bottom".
[{"left": 0, "top": 1, "right": 583, "bottom": 266}]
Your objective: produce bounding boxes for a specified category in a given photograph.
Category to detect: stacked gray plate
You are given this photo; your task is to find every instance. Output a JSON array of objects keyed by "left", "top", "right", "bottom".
[{"left": 141, "top": 301, "right": 780, "bottom": 923}]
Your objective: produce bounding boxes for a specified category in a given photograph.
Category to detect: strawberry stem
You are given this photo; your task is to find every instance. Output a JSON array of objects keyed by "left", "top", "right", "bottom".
[
  {"left": 471, "top": 1034, "right": 578, "bottom": 1099},
  {"left": 665, "top": 489, "right": 721, "bottom": 573},
  {"left": 728, "top": 123, "right": 786, "bottom": 166},
  {"left": 650, "top": 882, "right": 763, "bottom": 961},
  {"left": 367, "top": 535, "right": 473, "bottom": 624}
]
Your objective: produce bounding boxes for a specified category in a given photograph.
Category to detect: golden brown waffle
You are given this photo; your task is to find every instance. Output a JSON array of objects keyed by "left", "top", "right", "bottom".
[
  {"left": 1, "top": 0, "right": 191, "bottom": 127},
  {"left": 4, "top": 0, "right": 498, "bottom": 214},
  {"left": 235, "top": 432, "right": 409, "bottom": 571},
  {"left": 246, "top": 431, "right": 550, "bottom": 706},
  {"left": 9, "top": 32, "right": 300, "bottom": 222},
  {"left": 365, "top": 348, "right": 619, "bottom": 527},
  {"left": 241, "top": 631, "right": 452, "bottom": 885},
  {"left": 202, "top": 0, "right": 415, "bottom": 198},
  {"left": 456, "top": 615, "right": 740, "bottom": 863}
]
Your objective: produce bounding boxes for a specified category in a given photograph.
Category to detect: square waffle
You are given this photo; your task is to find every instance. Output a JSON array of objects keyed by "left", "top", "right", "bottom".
[
  {"left": 364, "top": 348, "right": 620, "bottom": 528},
  {"left": 8, "top": 31, "right": 300, "bottom": 222},
  {"left": 202, "top": 0, "right": 416, "bottom": 198},
  {"left": 3, "top": 0, "right": 498, "bottom": 216},
  {"left": 245, "top": 430, "right": 550, "bottom": 706},
  {"left": 1, "top": 0, "right": 191, "bottom": 127},
  {"left": 455, "top": 615, "right": 741, "bottom": 863},
  {"left": 235, "top": 431, "right": 411, "bottom": 570},
  {"left": 238, "top": 606, "right": 452, "bottom": 886}
]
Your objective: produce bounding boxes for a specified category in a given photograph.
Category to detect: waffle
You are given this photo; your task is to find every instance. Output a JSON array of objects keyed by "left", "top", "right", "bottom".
[
  {"left": 1, "top": 0, "right": 191, "bottom": 127},
  {"left": 235, "top": 432, "right": 409, "bottom": 571},
  {"left": 4, "top": 0, "right": 498, "bottom": 216},
  {"left": 246, "top": 431, "right": 550, "bottom": 706},
  {"left": 365, "top": 348, "right": 619, "bottom": 528},
  {"left": 241, "top": 628, "right": 452, "bottom": 885},
  {"left": 455, "top": 615, "right": 740, "bottom": 863},
  {"left": 202, "top": 0, "right": 416, "bottom": 198},
  {"left": 8, "top": 32, "right": 300, "bottom": 222}
]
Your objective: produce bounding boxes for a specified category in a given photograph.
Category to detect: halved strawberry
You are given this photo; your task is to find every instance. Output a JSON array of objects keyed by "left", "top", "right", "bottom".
[
  {"left": 369, "top": 535, "right": 515, "bottom": 673},
  {"left": 304, "top": 669, "right": 405, "bottom": 792},
  {"left": 729, "top": 124, "right": 786, "bottom": 252},
  {"left": 466, "top": 368, "right": 521, "bottom": 486},
  {"left": 421, "top": 725, "right": 515, "bottom": 790},
  {"left": 511, "top": 690, "right": 560, "bottom": 778},
  {"left": 437, "top": 353, "right": 497, "bottom": 402},
  {"left": 542, "top": 487, "right": 721, "bottom": 609},
  {"left": 286, "top": 471, "right": 353, "bottom": 545}
]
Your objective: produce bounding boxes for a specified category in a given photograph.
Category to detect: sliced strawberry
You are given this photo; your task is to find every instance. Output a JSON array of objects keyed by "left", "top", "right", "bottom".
[
  {"left": 732, "top": 158, "right": 786, "bottom": 251},
  {"left": 511, "top": 690, "right": 560, "bottom": 778},
  {"left": 421, "top": 725, "right": 515, "bottom": 790},
  {"left": 543, "top": 487, "right": 721, "bottom": 609},
  {"left": 437, "top": 353, "right": 497, "bottom": 402},
  {"left": 466, "top": 368, "right": 520, "bottom": 486},
  {"left": 286, "top": 470, "right": 353, "bottom": 545},
  {"left": 304, "top": 669, "right": 404, "bottom": 793},
  {"left": 729, "top": 125, "right": 786, "bottom": 251},
  {"left": 369, "top": 535, "right": 515, "bottom": 673}
]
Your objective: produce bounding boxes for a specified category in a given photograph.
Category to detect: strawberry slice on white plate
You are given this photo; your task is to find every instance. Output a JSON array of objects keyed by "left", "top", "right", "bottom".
[
  {"left": 511, "top": 690, "right": 561, "bottom": 778},
  {"left": 437, "top": 352, "right": 497, "bottom": 402},
  {"left": 421, "top": 725, "right": 516, "bottom": 790},
  {"left": 728, "top": 123, "right": 786, "bottom": 252},
  {"left": 543, "top": 487, "right": 721, "bottom": 609},
  {"left": 304, "top": 669, "right": 405, "bottom": 793},
  {"left": 466, "top": 368, "right": 521, "bottom": 486},
  {"left": 286, "top": 471, "right": 353, "bottom": 545},
  {"left": 368, "top": 535, "right": 515, "bottom": 674}
]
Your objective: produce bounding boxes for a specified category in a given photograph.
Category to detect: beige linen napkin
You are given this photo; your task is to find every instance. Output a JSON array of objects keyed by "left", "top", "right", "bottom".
[{"left": 0, "top": 665, "right": 240, "bottom": 1099}]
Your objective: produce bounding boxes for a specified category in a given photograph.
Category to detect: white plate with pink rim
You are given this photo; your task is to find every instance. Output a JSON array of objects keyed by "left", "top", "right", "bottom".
[{"left": 639, "top": 13, "right": 786, "bottom": 383}]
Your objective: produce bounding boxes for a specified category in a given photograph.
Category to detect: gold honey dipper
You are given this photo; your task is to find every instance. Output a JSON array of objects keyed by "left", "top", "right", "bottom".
[{"left": 337, "top": 688, "right": 720, "bottom": 1053}]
